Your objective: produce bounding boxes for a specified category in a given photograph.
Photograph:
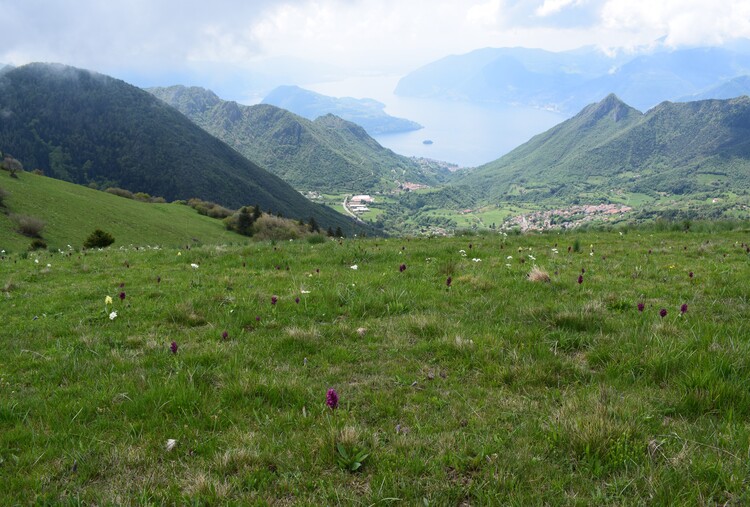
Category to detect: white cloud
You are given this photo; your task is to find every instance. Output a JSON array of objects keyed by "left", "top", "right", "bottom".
[
  {"left": 1, "top": 0, "right": 748, "bottom": 97},
  {"left": 536, "top": 0, "right": 585, "bottom": 17},
  {"left": 601, "top": 0, "right": 750, "bottom": 47}
]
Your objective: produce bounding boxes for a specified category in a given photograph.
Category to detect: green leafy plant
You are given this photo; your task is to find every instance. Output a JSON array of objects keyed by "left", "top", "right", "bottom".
[{"left": 335, "top": 442, "right": 370, "bottom": 472}]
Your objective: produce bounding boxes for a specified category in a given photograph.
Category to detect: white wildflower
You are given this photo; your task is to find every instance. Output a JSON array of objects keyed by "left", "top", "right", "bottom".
[
  {"left": 350, "top": 265, "right": 358, "bottom": 270},
  {"left": 191, "top": 263, "right": 199, "bottom": 269},
  {"left": 507, "top": 255, "right": 513, "bottom": 260},
  {"left": 472, "top": 258, "right": 481, "bottom": 262},
  {"left": 109, "top": 311, "right": 118, "bottom": 320},
  {"left": 165, "top": 439, "right": 177, "bottom": 452}
]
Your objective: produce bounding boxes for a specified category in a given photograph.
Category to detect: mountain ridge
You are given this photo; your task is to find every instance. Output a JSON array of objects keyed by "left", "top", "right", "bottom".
[
  {"left": 0, "top": 63, "right": 366, "bottom": 234},
  {"left": 148, "top": 84, "right": 449, "bottom": 193},
  {"left": 453, "top": 94, "right": 750, "bottom": 205}
]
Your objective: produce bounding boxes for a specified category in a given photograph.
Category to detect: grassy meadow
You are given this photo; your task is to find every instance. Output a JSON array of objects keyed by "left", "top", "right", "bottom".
[
  {"left": 2, "top": 226, "right": 750, "bottom": 504},
  {"left": 0, "top": 172, "right": 241, "bottom": 252}
]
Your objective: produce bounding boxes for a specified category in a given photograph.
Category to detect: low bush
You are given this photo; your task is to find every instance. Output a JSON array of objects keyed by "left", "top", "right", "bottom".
[
  {"left": 29, "top": 238, "right": 47, "bottom": 251},
  {"left": 105, "top": 187, "right": 134, "bottom": 199},
  {"left": 83, "top": 229, "right": 115, "bottom": 249},
  {"left": 11, "top": 214, "right": 45, "bottom": 238}
]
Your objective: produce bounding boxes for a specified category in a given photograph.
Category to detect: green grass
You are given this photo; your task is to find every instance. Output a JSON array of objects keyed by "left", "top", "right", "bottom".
[
  {"left": 0, "top": 172, "right": 242, "bottom": 252},
  {"left": 2, "top": 228, "right": 750, "bottom": 504}
]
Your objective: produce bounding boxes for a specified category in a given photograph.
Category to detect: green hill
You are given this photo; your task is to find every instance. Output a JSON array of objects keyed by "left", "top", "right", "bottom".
[
  {"left": 454, "top": 94, "right": 750, "bottom": 205},
  {"left": 147, "top": 85, "right": 448, "bottom": 193},
  {"left": 0, "top": 63, "right": 366, "bottom": 235},
  {"left": 0, "top": 171, "right": 240, "bottom": 252}
]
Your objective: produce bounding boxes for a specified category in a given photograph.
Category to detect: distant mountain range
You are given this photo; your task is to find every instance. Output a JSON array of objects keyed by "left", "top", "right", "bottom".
[
  {"left": 148, "top": 85, "right": 447, "bottom": 193},
  {"left": 452, "top": 94, "right": 750, "bottom": 206},
  {"left": 262, "top": 85, "right": 422, "bottom": 135},
  {"left": 396, "top": 44, "right": 750, "bottom": 114},
  {"left": 0, "top": 63, "right": 366, "bottom": 234}
]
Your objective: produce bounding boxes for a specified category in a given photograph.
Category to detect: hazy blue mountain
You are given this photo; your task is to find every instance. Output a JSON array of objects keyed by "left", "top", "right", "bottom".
[
  {"left": 676, "top": 75, "right": 750, "bottom": 102},
  {"left": 0, "top": 63, "right": 367, "bottom": 234},
  {"left": 262, "top": 85, "right": 422, "bottom": 135},
  {"left": 148, "top": 85, "right": 447, "bottom": 193},
  {"left": 395, "top": 43, "right": 750, "bottom": 114},
  {"left": 451, "top": 94, "right": 750, "bottom": 204}
]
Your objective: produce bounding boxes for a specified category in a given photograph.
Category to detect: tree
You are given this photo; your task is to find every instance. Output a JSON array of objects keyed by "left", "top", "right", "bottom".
[
  {"left": 236, "top": 206, "right": 254, "bottom": 236},
  {"left": 2, "top": 155, "right": 23, "bottom": 178},
  {"left": 308, "top": 216, "right": 320, "bottom": 233},
  {"left": 335, "top": 226, "right": 344, "bottom": 238}
]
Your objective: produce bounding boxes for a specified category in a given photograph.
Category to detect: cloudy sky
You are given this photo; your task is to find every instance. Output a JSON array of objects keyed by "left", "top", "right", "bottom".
[{"left": 3, "top": 0, "right": 750, "bottom": 99}]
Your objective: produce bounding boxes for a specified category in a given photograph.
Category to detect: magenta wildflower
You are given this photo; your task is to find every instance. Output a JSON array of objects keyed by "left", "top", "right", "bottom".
[
  {"left": 637, "top": 302, "right": 645, "bottom": 312},
  {"left": 256, "top": 315, "right": 261, "bottom": 321},
  {"left": 659, "top": 308, "right": 667, "bottom": 318},
  {"left": 681, "top": 303, "right": 688, "bottom": 314},
  {"left": 326, "top": 388, "right": 339, "bottom": 410},
  {"left": 221, "top": 330, "right": 229, "bottom": 340},
  {"left": 295, "top": 297, "right": 300, "bottom": 304},
  {"left": 577, "top": 275, "right": 583, "bottom": 284},
  {"left": 689, "top": 271, "right": 694, "bottom": 278},
  {"left": 399, "top": 263, "right": 406, "bottom": 272},
  {"left": 157, "top": 276, "right": 161, "bottom": 283},
  {"left": 119, "top": 291, "right": 126, "bottom": 301},
  {"left": 446, "top": 276, "right": 452, "bottom": 287},
  {"left": 170, "top": 341, "right": 178, "bottom": 354},
  {"left": 271, "top": 295, "right": 278, "bottom": 305}
]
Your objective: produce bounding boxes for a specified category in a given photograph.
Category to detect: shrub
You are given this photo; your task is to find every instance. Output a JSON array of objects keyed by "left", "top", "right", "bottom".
[
  {"left": 11, "top": 214, "right": 45, "bottom": 238},
  {"left": 29, "top": 239, "right": 47, "bottom": 251},
  {"left": 253, "top": 215, "right": 308, "bottom": 241},
  {"left": 307, "top": 234, "right": 327, "bottom": 244},
  {"left": 83, "top": 229, "right": 115, "bottom": 249},
  {"left": 105, "top": 187, "right": 134, "bottom": 199}
]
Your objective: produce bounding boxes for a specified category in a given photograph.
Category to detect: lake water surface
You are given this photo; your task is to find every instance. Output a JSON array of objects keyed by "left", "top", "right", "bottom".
[{"left": 307, "top": 76, "right": 565, "bottom": 168}]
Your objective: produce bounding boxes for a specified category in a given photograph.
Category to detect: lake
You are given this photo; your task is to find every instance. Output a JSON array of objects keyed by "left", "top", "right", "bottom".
[{"left": 307, "top": 75, "right": 565, "bottom": 168}]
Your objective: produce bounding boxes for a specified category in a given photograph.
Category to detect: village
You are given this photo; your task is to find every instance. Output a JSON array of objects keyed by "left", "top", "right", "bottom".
[{"left": 504, "top": 203, "right": 633, "bottom": 231}]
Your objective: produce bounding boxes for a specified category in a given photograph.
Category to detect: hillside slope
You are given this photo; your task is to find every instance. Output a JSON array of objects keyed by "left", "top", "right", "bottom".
[
  {"left": 148, "top": 85, "right": 447, "bottom": 193},
  {"left": 0, "top": 63, "right": 365, "bottom": 234},
  {"left": 0, "top": 172, "right": 240, "bottom": 252}
]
